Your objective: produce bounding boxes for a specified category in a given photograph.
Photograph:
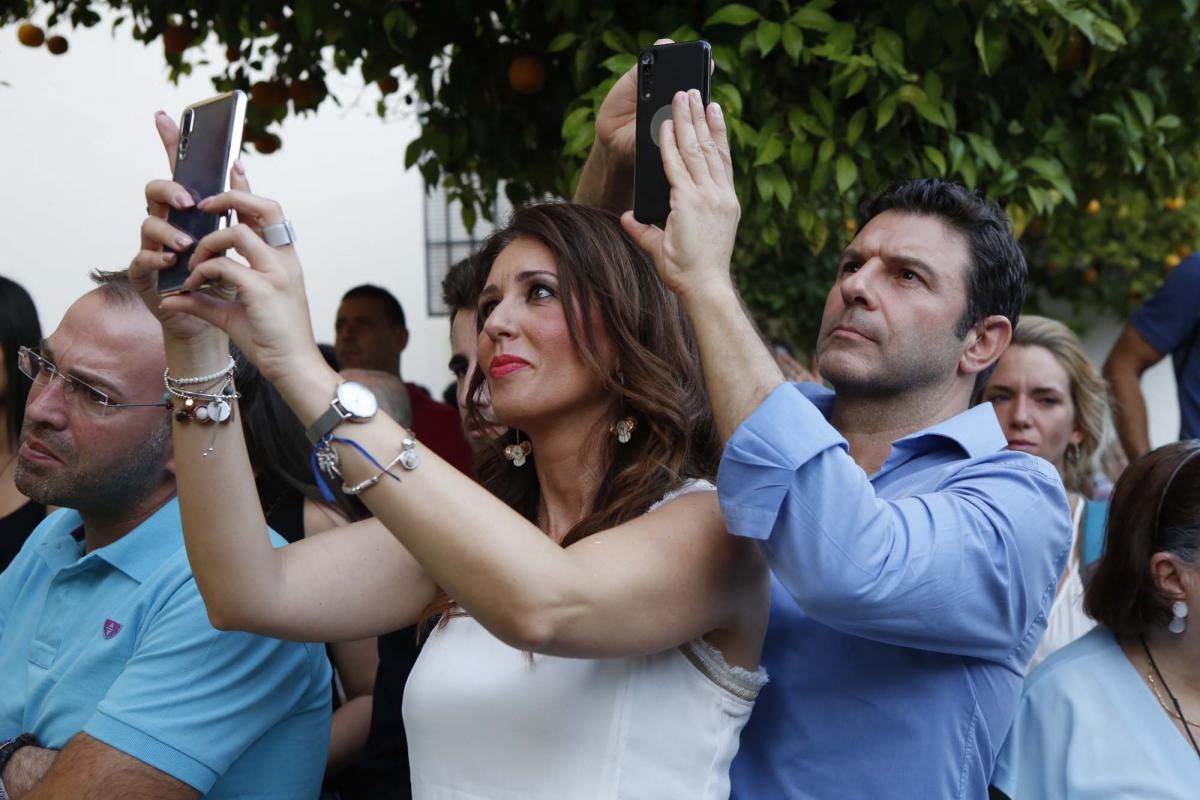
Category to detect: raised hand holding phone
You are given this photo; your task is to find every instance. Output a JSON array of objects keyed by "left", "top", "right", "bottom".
[{"left": 623, "top": 89, "right": 740, "bottom": 299}]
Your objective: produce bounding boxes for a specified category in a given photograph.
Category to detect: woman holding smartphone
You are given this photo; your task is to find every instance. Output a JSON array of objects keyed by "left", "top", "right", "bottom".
[{"left": 128, "top": 91, "right": 766, "bottom": 798}]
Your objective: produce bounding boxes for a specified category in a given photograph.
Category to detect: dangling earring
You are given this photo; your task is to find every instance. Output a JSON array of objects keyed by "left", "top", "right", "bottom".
[
  {"left": 504, "top": 434, "right": 531, "bottom": 467},
  {"left": 611, "top": 416, "right": 637, "bottom": 444},
  {"left": 1066, "top": 443, "right": 1081, "bottom": 464},
  {"left": 1168, "top": 600, "right": 1189, "bottom": 634}
]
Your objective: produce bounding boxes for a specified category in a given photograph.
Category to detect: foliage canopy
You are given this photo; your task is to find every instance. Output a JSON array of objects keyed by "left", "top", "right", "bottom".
[{"left": 5, "top": 0, "right": 1200, "bottom": 343}]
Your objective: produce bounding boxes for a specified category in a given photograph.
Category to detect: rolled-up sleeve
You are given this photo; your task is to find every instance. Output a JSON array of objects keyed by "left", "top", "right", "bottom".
[{"left": 718, "top": 382, "right": 1071, "bottom": 663}]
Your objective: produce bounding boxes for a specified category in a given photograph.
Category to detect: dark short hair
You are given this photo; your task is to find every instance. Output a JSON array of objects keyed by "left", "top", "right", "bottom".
[
  {"left": 859, "top": 179, "right": 1027, "bottom": 340},
  {"left": 0, "top": 275, "right": 42, "bottom": 448},
  {"left": 441, "top": 256, "right": 481, "bottom": 318},
  {"left": 341, "top": 284, "right": 406, "bottom": 330},
  {"left": 1085, "top": 442, "right": 1200, "bottom": 637},
  {"left": 89, "top": 268, "right": 143, "bottom": 308}
]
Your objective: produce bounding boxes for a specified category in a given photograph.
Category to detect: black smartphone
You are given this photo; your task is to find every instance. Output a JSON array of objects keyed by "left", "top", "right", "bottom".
[
  {"left": 634, "top": 40, "right": 711, "bottom": 226},
  {"left": 158, "top": 90, "right": 247, "bottom": 295}
]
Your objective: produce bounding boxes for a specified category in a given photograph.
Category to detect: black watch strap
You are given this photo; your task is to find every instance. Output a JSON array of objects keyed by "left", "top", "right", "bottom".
[{"left": 0, "top": 733, "right": 38, "bottom": 781}]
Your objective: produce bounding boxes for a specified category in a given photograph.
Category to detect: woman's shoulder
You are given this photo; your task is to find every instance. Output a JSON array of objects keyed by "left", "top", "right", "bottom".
[{"left": 1023, "top": 626, "right": 1123, "bottom": 697}]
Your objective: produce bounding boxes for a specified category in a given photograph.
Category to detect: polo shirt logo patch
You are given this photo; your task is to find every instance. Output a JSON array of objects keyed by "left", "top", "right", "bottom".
[{"left": 103, "top": 619, "right": 122, "bottom": 639}]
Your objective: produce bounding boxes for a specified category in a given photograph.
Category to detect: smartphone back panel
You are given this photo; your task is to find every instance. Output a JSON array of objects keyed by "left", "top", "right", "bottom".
[
  {"left": 634, "top": 41, "right": 711, "bottom": 226},
  {"left": 160, "top": 91, "right": 247, "bottom": 294}
]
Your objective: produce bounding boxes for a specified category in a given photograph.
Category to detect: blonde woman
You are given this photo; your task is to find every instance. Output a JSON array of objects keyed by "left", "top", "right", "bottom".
[{"left": 979, "top": 314, "right": 1113, "bottom": 667}]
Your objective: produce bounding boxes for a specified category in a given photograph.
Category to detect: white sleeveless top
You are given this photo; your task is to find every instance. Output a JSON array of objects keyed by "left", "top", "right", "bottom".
[
  {"left": 402, "top": 481, "right": 767, "bottom": 799},
  {"left": 1029, "top": 499, "right": 1097, "bottom": 670}
]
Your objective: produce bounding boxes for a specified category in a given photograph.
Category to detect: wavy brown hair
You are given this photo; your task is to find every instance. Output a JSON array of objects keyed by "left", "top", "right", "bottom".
[{"left": 420, "top": 202, "right": 719, "bottom": 632}]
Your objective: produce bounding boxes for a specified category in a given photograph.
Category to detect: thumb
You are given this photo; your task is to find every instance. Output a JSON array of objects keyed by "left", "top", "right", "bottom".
[
  {"left": 155, "top": 111, "right": 180, "bottom": 172},
  {"left": 621, "top": 210, "right": 664, "bottom": 257}
]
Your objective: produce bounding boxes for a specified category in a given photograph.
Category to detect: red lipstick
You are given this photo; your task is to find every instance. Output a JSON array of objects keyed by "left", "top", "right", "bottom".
[{"left": 489, "top": 354, "right": 530, "bottom": 378}]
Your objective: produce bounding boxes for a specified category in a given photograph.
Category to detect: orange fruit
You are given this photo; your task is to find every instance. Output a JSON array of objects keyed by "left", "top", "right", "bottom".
[
  {"left": 1165, "top": 253, "right": 1182, "bottom": 269},
  {"left": 377, "top": 75, "right": 400, "bottom": 95},
  {"left": 842, "top": 219, "right": 857, "bottom": 233},
  {"left": 289, "top": 79, "right": 320, "bottom": 109},
  {"left": 163, "top": 25, "right": 193, "bottom": 55},
  {"left": 253, "top": 133, "right": 282, "bottom": 154},
  {"left": 1086, "top": 199, "right": 1101, "bottom": 215},
  {"left": 45, "top": 35, "right": 68, "bottom": 55},
  {"left": 17, "top": 23, "right": 44, "bottom": 47},
  {"left": 250, "top": 80, "right": 288, "bottom": 108},
  {"left": 508, "top": 55, "right": 546, "bottom": 95}
]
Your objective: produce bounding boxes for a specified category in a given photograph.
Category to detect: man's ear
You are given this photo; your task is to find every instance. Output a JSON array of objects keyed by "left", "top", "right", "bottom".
[
  {"left": 396, "top": 327, "right": 410, "bottom": 353},
  {"left": 960, "top": 314, "right": 1012, "bottom": 378}
]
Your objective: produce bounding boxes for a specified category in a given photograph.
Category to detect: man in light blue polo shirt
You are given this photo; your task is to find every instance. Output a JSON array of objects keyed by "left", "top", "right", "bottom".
[
  {"left": 0, "top": 272, "right": 331, "bottom": 798},
  {"left": 580, "top": 82, "right": 1069, "bottom": 798}
]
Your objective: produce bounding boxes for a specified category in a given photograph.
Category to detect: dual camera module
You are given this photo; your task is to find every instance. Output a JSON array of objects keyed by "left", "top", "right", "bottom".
[
  {"left": 640, "top": 50, "right": 655, "bottom": 101},
  {"left": 178, "top": 108, "right": 196, "bottom": 160}
]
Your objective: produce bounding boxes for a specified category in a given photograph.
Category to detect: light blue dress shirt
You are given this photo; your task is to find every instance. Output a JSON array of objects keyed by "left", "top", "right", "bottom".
[
  {"left": 993, "top": 627, "right": 1200, "bottom": 798},
  {"left": 0, "top": 499, "right": 332, "bottom": 798},
  {"left": 722, "top": 383, "right": 1071, "bottom": 799}
]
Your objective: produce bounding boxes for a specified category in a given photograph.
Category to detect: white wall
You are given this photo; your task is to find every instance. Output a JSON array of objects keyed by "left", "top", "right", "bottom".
[
  {"left": 0, "top": 15, "right": 1184, "bottom": 446},
  {"left": 0, "top": 14, "right": 456, "bottom": 393}
]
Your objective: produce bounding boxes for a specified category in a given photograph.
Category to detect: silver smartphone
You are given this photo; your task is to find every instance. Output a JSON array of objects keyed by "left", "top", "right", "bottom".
[{"left": 158, "top": 90, "right": 247, "bottom": 295}]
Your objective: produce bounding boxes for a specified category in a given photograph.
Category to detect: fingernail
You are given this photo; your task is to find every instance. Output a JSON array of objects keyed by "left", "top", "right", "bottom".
[
  {"left": 162, "top": 251, "right": 176, "bottom": 263},
  {"left": 176, "top": 193, "right": 194, "bottom": 208},
  {"left": 154, "top": 110, "right": 168, "bottom": 121},
  {"left": 233, "top": 159, "right": 245, "bottom": 176},
  {"left": 690, "top": 89, "right": 702, "bottom": 105},
  {"left": 711, "top": 102, "right": 723, "bottom": 119},
  {"left": 175, "top": 234, "right": 193, "bottom": 249}
]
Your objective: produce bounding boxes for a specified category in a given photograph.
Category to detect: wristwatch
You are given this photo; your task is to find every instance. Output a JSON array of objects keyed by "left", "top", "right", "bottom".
[
  {"left": 0, "top": 733, "right": 38, "bottom": 793},
  {"left": 305, "top": 381, "right": 379, "bottom": 445}
]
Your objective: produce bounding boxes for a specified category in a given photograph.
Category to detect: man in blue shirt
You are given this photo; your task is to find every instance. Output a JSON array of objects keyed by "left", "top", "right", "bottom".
[
  {"left": 579, "top": 71, "right": 1070, "bottom": 798},
  {"left": 1104, "top": 253, "right": 1200, "bottom": 459},
  {"left": 0, "top": 272, "right": 331, "bottom": 799}
]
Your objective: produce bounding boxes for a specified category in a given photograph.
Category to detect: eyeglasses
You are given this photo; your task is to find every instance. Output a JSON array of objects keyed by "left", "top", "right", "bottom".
[{"left": 17, "top": 346, "right": 169, "bottom": 418}]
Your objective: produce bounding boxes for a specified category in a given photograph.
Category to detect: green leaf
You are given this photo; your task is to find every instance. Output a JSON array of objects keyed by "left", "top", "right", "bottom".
[
  {"left": 818, "top": 137, "right": 836, "bottom": 164},
  {"left": 404, "top": 136, "right": 424, "bottom": 169},
  {"left": 755, "top": 135, "right": 786, "bottom": 166},
  {"left": 974, "top": 20, "right": 1007, "bottom": 76},
  {"left": 923, "top": 145, "right": 947, "bottom": 175},
  {"left": 1130, "top": 90, "right": 1154, "bottom": 127},
  {"left": 1156, "top": 115, "right": 1183, "bottom": 130},
  {"left": 1022, "top": 156, "right": 1065, "bottom": 180},
  {"left": 791, "top": 5, "right": 836, "bottom": 32},
  {"left": 712, "top": 83, "right": 744, "bottom": 117},
  {"left": 835, "top": 154, "right": 858, "bottom": 192},
  {"left": 846, "top": 108, "right": 867, "bottom": 146},
  {"left": 781, "top": 23, "right": 804, "bottom": 60},
  {"left": 600, "top": 54, "right": 636, "bottom": 75},
  {"left": 809, "top": 87, "right": 835, "bottom": 131},
  {"left": 905, "top": 5, "right": 931, "bottom": 42},
  {"left": 913, "top": 100, "right": 947, "bottom": 128},
  {"left": 790, "top": 139, "right": 815, "bottom": 171},
  {"left": 547, "top": 32, "right": 579, "bottom": 53},
  {"left": 755, "top": 168, "right": 776, "bottom": 202},
  {"left": 706, "top": 4, "right": 761, "bottom": 27},
  {"left": 959, "top": 156, "right": 978, "bottom": 189},
  {"left": 965, "top": 132, "right": 1002, "bottom": 170},
  {"left": 769, "top": 166, "right": 794, "bottom": 209},
  {"left": 875, "top": 93, "right": 898, "bottom": 130},
  {"left": 601, "top": 30, "right": 628, "bottom": 54},
  {"left": 871, "top": 27, "right": 905, "bottom": 75},
  {"left": 461, "top": 202, "right": 477, "bottom": 234},
  {"left": 756, "top": 21, "right": 782, "bottom": 55},
  {"left": 561, "top": 106, "right": 592, "bottom": 140}
]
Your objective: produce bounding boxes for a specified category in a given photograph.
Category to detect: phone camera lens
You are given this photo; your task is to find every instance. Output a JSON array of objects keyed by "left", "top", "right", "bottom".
[{"left": 640, "top": 51, "right": 654, "bottom": 66}]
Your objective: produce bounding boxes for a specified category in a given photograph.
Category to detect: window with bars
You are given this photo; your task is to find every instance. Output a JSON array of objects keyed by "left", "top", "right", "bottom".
[{"left": 424, "top": 183, "right": 512, "bottom": 316}]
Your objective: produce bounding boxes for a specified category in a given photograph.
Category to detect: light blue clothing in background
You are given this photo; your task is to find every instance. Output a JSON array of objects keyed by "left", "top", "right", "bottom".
[
  {"left": 0, "top": 499, "right": 332, "bottom": 798},
  {"left": 721, "top": 382, "right": 1071, "bottom": 800},
  {"left": 993, "top": 627, "right": 1200, "bottom": 798}
]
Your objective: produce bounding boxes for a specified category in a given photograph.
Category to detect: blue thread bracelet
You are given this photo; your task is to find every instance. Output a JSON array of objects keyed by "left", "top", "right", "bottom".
[{"left": 310, "top": 434, "right": 409, "bottom": 502}]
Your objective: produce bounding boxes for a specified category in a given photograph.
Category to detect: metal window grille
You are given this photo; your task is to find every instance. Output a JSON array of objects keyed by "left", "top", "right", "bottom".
[{"left": 424, "top": 183, "right": 512, "bottom": 315}]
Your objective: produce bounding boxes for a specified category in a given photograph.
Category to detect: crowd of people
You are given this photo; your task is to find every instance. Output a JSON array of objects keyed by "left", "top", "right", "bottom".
[{"left": 0, "top": 47, "right": 1198, "bottom": 800}]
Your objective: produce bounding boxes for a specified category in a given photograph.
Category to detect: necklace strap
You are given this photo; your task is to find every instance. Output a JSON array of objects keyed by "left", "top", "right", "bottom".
[{"left": 1141, "top": 635, "right": 1200, "bottom": 757}]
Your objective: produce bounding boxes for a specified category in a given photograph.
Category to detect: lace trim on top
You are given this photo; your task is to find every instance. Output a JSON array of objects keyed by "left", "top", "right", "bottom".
[
  {"left": 680, "top": 637, "right": 769, "bottom": 702},
  {"left": 646, "top": 478, "right": 716, "bottom": 513}
]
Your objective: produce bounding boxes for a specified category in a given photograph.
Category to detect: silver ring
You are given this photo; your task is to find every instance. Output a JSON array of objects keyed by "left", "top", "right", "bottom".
[{"left": 260, "top": 220, "right": 297, "bottom": 248}]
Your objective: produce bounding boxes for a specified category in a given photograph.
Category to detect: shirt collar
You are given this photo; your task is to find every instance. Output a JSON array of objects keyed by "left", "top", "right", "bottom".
[
  {"left": 37, "top": 497, "right": 183, "bottom": 583},
  {"left": 794, "top": 382, "right": 1008, "bottom": 460}
]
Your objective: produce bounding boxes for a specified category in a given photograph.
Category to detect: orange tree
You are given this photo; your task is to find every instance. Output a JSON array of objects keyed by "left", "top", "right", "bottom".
[{"left": 5, "top": 0, "right": 1199, "bottom": 343}]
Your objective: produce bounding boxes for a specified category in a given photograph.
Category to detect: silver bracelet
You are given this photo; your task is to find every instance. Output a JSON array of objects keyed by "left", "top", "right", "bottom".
[
  {"left": 164, "top": 357, "right": 237, "bottom": 387},
  {"left": 342, "top": 437, "right": 420, "bottom": 495}
]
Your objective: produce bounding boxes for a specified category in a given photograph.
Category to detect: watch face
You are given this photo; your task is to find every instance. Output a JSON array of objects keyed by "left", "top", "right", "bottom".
[{"left": 337, "top": 381, "right": 379, "bottom": 419}]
